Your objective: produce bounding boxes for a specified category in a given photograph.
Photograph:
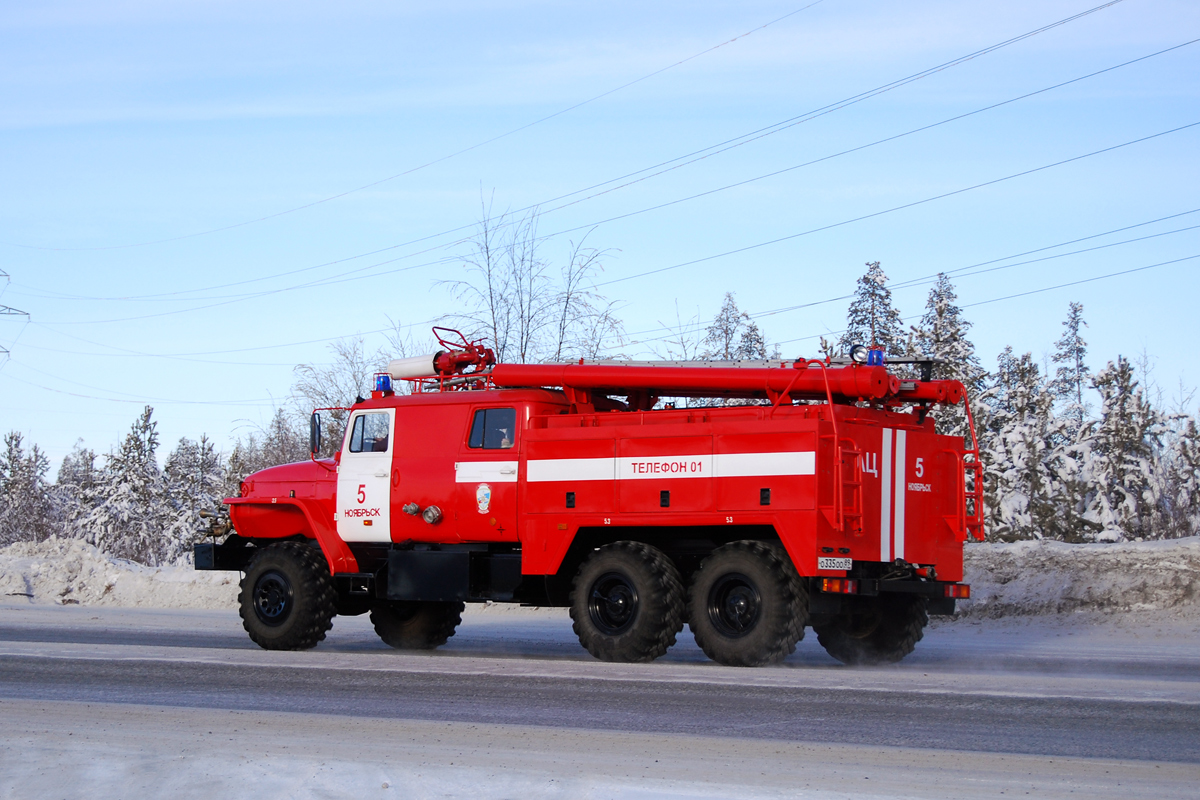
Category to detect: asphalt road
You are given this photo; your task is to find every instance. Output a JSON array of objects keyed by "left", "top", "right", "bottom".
[
  {"left": 2, "top": 652, "right": 1197, "bottom": 762},
  {"left": 1, "top": 605, "right": 1198, "bottom": 762}
]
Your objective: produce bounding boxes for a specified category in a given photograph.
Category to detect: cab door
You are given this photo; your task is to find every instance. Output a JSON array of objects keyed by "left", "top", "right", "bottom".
[
  {"left": 454, "top": 405, "right": 520, "bottom": 542},
  {"left": 336, "top": 409, "right": 394, "bottom": 543}
]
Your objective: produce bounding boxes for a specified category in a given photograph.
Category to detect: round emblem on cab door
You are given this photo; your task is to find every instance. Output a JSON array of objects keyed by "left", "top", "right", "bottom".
[{"left": 476, "top": 483, "right": 492, "bottom": 514}]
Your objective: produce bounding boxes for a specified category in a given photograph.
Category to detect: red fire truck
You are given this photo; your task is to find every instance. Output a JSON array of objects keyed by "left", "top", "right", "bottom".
[{"left": 196, "top": 329, "right": 982, "bottom": 667}]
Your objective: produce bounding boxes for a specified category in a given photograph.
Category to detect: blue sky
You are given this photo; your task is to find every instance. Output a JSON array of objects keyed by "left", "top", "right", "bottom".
[{"left": 1, "top": 0, "right": 1197, "bottom": 467}]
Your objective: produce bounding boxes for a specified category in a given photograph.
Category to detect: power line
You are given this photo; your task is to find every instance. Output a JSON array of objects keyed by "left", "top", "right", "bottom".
[
  {"left": 1, "top": 3, "right": 826, "bottom": 253},
  {"left": 890, "top": 209, "right": 1200, "bottom": 290},
  {"left": 12, "top": 0, "right": 1130, "bottom": 304},
  {"left": 772, "top": 253, "right": 1200, "bottom": 348},
  {"left": 960, "top": 254, "right": 1200, "bottom": 310},
  {"left": 625, "top": 216, "right": 1200, "bottom": 345},
  {"left": 596, "top": 120, "right": 1200, "bottom": 288},
  {"left": 63, "top": 34, "right": 1198, "bottom": 310},
  {"left": 0, "top": 317, "right": 33, "bottom": 378},
  {"left": 536, "top": 38, "right": 1199, "bottom": 244},
  {"left": 116, "top": 35, "right": 1200, "bottom": 309},
  {"left": 25, "top": 317, "right": 432, "bottom": 360},
  {"left": 32, "top": 254, "right": 458, "bottom": 326},
  {"left": 2, "top": 373, "right": 282, "bottom": 406},
  {"left": 4, "top": 357, "right": 282, "bottom": 405},
  {"left": 8, "top": 337, "right": 314, "bottom": 367},
  {"left": 0, "top": 268, "right": 29, "bottom": 316},
  {"left": 33, "top": 116, "right": 1197, "bottom": 329},
  {"left": 22, "top": 204, "right": 1200, "bottom": 366},
  {"left": 196, "top": 36, "right": 1199, "bottom": 307},
  {"left": 8, "top": 245, "right": 1196, "bottom": 405},
  {"left": 17, "top": 250, "right": 1195, "bottom": 407}
]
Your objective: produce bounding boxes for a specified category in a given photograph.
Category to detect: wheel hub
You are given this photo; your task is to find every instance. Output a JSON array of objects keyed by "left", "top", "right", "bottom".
[
  {"left": 707, "top": 572, "right": 762, "bottom": 638},
  {"left": 252, "top": 570, "right": 294, "bottom": 627},
  {"left": 842, "top": 607, "right": 883, "bottom": 639},
  {"left": 588, "top": 571, "right": 639, "bottom": 635}
]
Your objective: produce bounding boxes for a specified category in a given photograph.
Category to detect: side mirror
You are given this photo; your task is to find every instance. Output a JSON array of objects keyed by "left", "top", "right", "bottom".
[{"left": 309, "top": 412, "right": 321, "bottom": 456}]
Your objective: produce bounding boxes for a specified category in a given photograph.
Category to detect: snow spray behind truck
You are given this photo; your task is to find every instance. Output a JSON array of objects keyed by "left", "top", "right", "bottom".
[{"left": 197, "top": 328, "right": 982, "bottom": 667}]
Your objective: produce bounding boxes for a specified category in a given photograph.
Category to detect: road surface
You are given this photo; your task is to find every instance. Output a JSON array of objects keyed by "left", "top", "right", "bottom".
[{"left": 1, "top": 602, "right": 1197, "bottom": 798}]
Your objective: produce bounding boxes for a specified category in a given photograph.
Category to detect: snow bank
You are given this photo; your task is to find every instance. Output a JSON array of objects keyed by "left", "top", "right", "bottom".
[
  {"left": 0, "top": 538, "right": 237, "bottom": 609},
  {"left": 962, "top": 536, "right": 1200, "bottom": 619},
  {"left": 3, "top": 536, "right": 1198, "bottom": 620}
]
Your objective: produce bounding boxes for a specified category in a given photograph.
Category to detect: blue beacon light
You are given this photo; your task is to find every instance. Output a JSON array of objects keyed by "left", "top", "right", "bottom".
[{"left": 374, "top": 374, "right": 393, "bottom": 393}]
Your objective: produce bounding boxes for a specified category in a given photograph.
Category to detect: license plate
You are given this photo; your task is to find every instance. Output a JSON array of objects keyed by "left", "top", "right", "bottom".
[{"left": 817, "top": 557, "right": 852, "bottom": 571}]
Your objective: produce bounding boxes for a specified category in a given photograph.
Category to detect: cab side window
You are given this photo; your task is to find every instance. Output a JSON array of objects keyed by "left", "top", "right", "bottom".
[
  {"left": 348, "top": 412, "right": 390, "bottom": 453},
  {"left": 468, "top": 408, "right": 516, "bottom": 449}
]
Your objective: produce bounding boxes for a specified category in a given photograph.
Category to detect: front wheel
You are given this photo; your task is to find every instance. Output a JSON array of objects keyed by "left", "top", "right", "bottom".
[
  {"left": 239, "top": 541, "right": 337, "bottom": 651},
  {"left": 569, "top": 541, "right": 685, "bottom": 663},
  {"left": 688, "top": 541, "right": 807, "bottom": 667},
  {"left": 812, "top": 594, "right": 928, "bottom": 665}
]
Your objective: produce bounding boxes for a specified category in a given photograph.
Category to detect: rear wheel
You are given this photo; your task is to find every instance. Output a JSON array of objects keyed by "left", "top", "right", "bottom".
[
  {"left": 569, "top": 541, "right": 685, "bottom": 663},
  {"left": 370, "top": 600, "right": 464, "bottom": 650},
  {"left": 239, "top": 541, "right": 337, "bottom": 651},
  {"left": 688, "top": 541, "right": 806, "bottom": 667},
  {"left": 813, "top": 594, "right": 928, "bottom": 665}
]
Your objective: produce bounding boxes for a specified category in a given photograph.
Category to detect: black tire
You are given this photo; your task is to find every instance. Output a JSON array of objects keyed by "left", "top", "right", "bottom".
[
  {"left": 569, "top": 541, "right": 685, "bottom": 663},
  {"left": 688, "top": 541, "right": 807, "bottom": 667},
  {"left": 238, "top": 541, "right": 337, "bottom": 651},
  {"left": 370, "top": 601, "right": 464, "bottom": 650},
  {"left": 813, "top": 594, "right": 928, "bottom": 665}
]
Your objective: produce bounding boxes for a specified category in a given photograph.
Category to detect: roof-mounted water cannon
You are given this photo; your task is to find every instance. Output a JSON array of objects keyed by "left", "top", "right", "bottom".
[
  {"left": 431, "top": 327, "right": 496, "bottom": 376},
  {"left": 386, "top": 327, "right": 497, "bottom": 382}
]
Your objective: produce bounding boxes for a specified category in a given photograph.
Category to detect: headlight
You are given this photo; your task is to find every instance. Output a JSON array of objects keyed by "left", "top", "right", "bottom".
[{"left": 849, "top": 344, "right": 869, "bottom": 363}]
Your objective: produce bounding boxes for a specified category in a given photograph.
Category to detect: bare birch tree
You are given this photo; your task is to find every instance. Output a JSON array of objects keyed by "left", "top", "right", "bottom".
[
  {"left": 650, "top": 301, "right": 705, "bottom": 362},
  {"left": 444, "top": 201, "right": 622, "bottom": 363},
  {"left": 291, "top": 336, "right": 385, "bottom": 456}
]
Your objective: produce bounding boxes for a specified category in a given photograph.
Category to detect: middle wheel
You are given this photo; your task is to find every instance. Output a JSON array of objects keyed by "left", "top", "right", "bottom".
[
  {"left": 569, "top": 541, "right": 685, "bottom": 663},
  {"left": 370, "top": 600, "right": 464, "bottom": 650},
  {"left": 688, "top": 541, "right": 808, "bottom": 667}
]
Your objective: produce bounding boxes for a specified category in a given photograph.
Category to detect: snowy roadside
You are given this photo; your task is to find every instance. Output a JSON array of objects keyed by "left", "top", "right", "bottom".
[
  {"left": 0, "top": 538, "right": 238, "bottom": 609},
  {"left": 1, "top": 537, "right": 1198, "bottom": 625},
  {"left": 961, "top": 537, "right": 1200, "bottom": 621}
]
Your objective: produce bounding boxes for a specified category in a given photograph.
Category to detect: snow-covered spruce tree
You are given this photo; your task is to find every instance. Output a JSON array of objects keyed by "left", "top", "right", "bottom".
[
  {"left": 1041, "top": 430, "right": 1098, "bottom": 543},
  {"left": 911, "top": 274, "right": 984, "bottom": 386},
  {"left": 257, "top": 408, "right": 308, "bottom": 469},
  {"left": 1160, "top": 416, "right": 1200, "bottom": 538},
  {"left": 976, "top": 348, "right": 1062, "bottom": 540},
  {"left": 837, "top": 262, "right": 905, "bottom": 357},
  {"left": 0, "top": 432, "right": 54, "bottom": 545},
  {"left": 693, "top": 293, "right": 773, "bottom": 408},
  {"left": 1051, "top": 302, "right": 1091, "bottom": 436},
  {"left": 703, "top": 293, "right": 768, "bottom": 361},
  {"left": 910, "top": 273, "right": 986, "bottom": 443},
  {"left": 55, "top": 440, "right": 100, "bottom": 540},
  {"left": 162, "top": 435, "right": 226, "bottom": 564},
  {"left": 1085, "top": 357, "right": 1164, "bottom": 541},
  {"left": 80, "top": 406, "right": 170, "bottom": 564},
  {"left": 224, "top": 437, "right": 259, "bottom": 499},
  {"left": 226, "top": 408, "right": 310, "bottom": 494}
]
